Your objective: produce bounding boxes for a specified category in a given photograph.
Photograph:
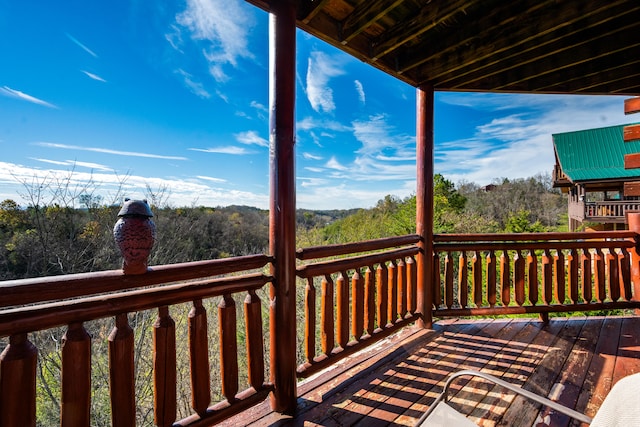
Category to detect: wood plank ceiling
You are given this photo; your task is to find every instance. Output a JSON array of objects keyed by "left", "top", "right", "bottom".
[{"left": 247, "top": 0, "right": 640, "bottom": 95}]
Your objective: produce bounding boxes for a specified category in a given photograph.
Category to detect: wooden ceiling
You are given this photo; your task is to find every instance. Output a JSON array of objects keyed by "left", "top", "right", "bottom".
[{"left": 247, "top": 0, "right": 640, "bottom": 95}]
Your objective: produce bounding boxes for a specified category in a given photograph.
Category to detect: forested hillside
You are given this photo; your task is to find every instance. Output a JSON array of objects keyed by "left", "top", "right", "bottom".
[{"left": 0, "top": 173, "right": 564, "bottom": 280}]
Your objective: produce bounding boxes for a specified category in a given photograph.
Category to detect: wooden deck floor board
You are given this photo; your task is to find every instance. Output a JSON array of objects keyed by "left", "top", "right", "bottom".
[{"left": 221, "top": 316, "right": 639, "bottom": 427}]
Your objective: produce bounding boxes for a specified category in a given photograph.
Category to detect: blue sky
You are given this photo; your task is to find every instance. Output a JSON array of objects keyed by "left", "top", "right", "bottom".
[{"left": 0, "top": 0, "right": 633, "bottom": 210}]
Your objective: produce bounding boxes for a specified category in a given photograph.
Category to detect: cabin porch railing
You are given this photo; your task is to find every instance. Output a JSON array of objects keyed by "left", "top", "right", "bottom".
[
  {"left": 0, "top": 255, "right": 273, "bottom": 427},
  {"left": 569, "top": 200, "right": 640, "bottom": 222},
  {"left": 2, "top": 231, "right": 640, "bottom": 425},
  {"left": 432, "top": 231, "right": 640, "bottom": 319},
  {"left": 295, "top": 235, "right": 421, "bottom": 378}
]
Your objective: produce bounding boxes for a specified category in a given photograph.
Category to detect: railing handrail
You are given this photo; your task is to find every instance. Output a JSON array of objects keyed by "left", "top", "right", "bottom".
[
  {"left": 297, "top": 246, "right": 420, "bottom": 278},
  {"left": 0, "top": 272, "right": 271, "bottom": 337},
  {"left": 434, "top": 230, "right": 636, "bottom": 243},
  {"left": 0, "top": 253, "right": 272, "bottom": 309},
  {"left": 296, "top": 234, "right": 420, "bottom": 260}
]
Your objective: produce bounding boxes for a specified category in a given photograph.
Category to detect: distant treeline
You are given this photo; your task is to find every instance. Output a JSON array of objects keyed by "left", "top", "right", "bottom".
[{"left": 0, "top": 173, "right": 565, "bottom": 280}]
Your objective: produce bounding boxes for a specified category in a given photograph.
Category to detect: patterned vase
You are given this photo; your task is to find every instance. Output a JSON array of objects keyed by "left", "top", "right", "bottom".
[{"left": 113, "top": 199, "right": 156, "bottom": 274}]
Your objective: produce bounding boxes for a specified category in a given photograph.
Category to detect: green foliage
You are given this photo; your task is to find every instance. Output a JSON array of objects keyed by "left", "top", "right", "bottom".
[{"left": 504, "top": 209, "right": 545, "bottom": 233}]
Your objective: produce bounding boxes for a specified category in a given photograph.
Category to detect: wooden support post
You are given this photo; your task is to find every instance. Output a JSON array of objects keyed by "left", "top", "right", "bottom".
[
  {"left": 0, "top": 333, "right": 37, "bottom": 427},
  {"left": 627, "top": 212, "right": 640, "bottom": 308},
  {"left": 268, "top": 0, "right": 298, "bottom": 415},
  {"left": 416, "top": 84, "right": 435, "bottom": 329}
]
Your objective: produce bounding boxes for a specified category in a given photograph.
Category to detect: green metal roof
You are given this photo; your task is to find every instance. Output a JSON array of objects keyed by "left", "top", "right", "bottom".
[{"left": 553, "top": 124, "right": 640, "bottom": 182}]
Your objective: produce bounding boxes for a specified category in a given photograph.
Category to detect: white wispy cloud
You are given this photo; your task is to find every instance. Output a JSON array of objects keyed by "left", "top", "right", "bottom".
[
  {"left": 297, "top": 117, "right": 351, "bottom": 133},
  {"left": 197, "top": 175, "right": 227, "bottom": 183},
  {"left": 298, "top": 177, "right": 329, "bottom": 187},
  {"left": 325, "top": 156, "right": 348, "bottom": 171},
  {"left": 66, "top": 33, "right": 98, "bottom": 57},
  {"left": 235, "top": 130, "right": 268, "bottom": 147},
  {"left": 33, "top": 142, "right": 188, "bottom": 160},
  {"left": 250, "top": 100, "right": 267, "bottom": 112},
  {"left": 174, "top": 0, "right": 255, "bottom": 83},
  {"left": 306, "top": 51, "right": 346, "bottom": 113},
  {"left": 31, "top": 158, "right": 112, "bottom": 171},
  {"left": 0, "top": 86, "right": 58, "bottom": 108},
  {"left": 354, "top": 80, "right": 365, "bottom": 104},
  {"left": 81, "top": 70, "right": 107, "bottom": 83},
  {"left": 189, "top": 146, "right": 252, "bottom": 155},
  {"left": 175, "top": 69, "right": 211, "bottom": 98},
  {"left": 302, "top": 152, "right": 323, "bottom": 160}
]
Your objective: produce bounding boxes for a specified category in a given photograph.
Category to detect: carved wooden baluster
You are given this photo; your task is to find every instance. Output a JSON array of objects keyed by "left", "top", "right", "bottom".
[
  {"left": 397, "top": 258, "right": 407, "bottom": 319},
  {"left": 554, "top": 250, "right": 566, "bottom": 304},
  {"left": 407, "top": 256, "right": 417, "bottom": 314},
  {"left": 594, "top": 248, "right": 606, "bottom": 303},
  {"left": 153, "top": 306, "right": 176, "bottom": 427},
  {"left": 189, "top": 299, "right": 210, "bottom": 415},
  {"left": 61, "top": 322, "right": 91, "bottom": 427},
  {"left": 304, "top": 277, "right": 316, "bottom": 364},
  {"left": 433, "top": 253, "right": 442, "bottom": 307},
  {"left": 619, "top": 249, "right": 632, "bottom": 301},
  {"left": 108, "top": 313, "right": 135, "bottom": 427},
  {"left": 500, "top": 251, "right": 510, "bottom": 306},
  {"left": 364, "top": 266, "right": 375, "bottom": 336},
  {"left": 542, "top": 249, "right": 553, "bottom": 305},
  {"left": 245, "top": 290, "right": 265, "bottom": 390},
  {"left": 351, "top": 269, "right": 364, "bottom": 341},
  {"left": 527, "top": 250, "right": 538, "bottom": 305},
  {"left": 581, "top": 249, "right": 593, "bottom": 303},
  {"left": 321, "top": 275, "right": 335, "bottom": 355},
  {"left": 472, "top": 251, "right": 483, "bottom": 307},
  {"left": 607, "top": 248, "right": 620, "bottom": 302},
  {"left": 487, "top": 250, "right": 497, "bottom": 307},
  {"left": 514, "top": 250, "right": 525, "bottom": 306},
  {"left": 567, "top": 248, "right": 579, "bottom": 304},
  {"left": 219, "top": 294, "right": 238, "bottom": 403},
  {"left": 444, "top": 252, "right": 454, "bottom": 309},
  {"left": 0, "top": 333, "right": 37, "bottom": 427},
  {"left": 336, "top": 272, "right": 350, "bottom": 349},
  {"left": 376, "top": 264, "right": 388, "bottom": 329},
  {"left": 459, "top": 252, "right": 468, "bottom": 308},
  {"left": 388, "top": 261, "right": 398, "bottom": 324}
]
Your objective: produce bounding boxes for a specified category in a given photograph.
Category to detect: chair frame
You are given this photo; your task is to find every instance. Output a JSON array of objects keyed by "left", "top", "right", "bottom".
[{"left": 415, "top": 369, "right": 593, "bottom": 426}]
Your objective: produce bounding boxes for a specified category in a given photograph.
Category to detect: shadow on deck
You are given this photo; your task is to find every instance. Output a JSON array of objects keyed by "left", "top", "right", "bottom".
[{"left": 222, "top": 315, "right": 640, "bottom": 427}]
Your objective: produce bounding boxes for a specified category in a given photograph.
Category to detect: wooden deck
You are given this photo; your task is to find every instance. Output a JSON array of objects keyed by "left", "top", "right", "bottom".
[{"left": 221, "top": 315, "right": 640, "bottom": 427}]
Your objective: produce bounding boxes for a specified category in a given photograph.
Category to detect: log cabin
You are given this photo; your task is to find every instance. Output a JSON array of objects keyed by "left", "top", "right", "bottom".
[
  {"left": 553, "top": 124, "right": 640, "bottom": 232},
  {"left": 2, "top": 1, "right": 640, "bottom": 426}
]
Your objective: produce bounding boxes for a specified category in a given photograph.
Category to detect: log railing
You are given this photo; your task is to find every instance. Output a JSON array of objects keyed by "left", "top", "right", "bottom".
[
  {"left": 583, "top": 200, "right": 640, "bottom": 220},
  {"left": 295, "top": 235, "right": 421, "bottom": 378},
  {"left": 4, "top": 231, "right": 640, "bottom": 426},
  {"left": 432, "top": 231, "right": 640, "bottom": 318},
  {"left": 0, "top": 254, "right": 273, "bottom": 427}
]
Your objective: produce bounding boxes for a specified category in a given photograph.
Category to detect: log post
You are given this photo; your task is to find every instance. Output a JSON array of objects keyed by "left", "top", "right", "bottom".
[
  {"left": 108, "top": 313, "right": 135, "bottom": 427},
  {"left": 153, "top": 306, "right": 176, "bottom": 427},
  {"left": 61, "top": 322, "right": 92, "bottom": 427},
  {"left": 627, "top": 212, "right": 640, "bottom": 307},
  {"left": 416, "top": 84, "right": 435, "bottom": 328},
  {"left": 0, "top": 333, "right": 37, "bottom": 427},
  {"left": 268, "top": 0, "right": 298, "bottom": 414}
]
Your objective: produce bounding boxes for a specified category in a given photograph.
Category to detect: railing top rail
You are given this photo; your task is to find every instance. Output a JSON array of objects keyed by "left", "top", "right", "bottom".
[
  {"left": 297, "top": 234, "right": 420, "bottom": 260},
  {"left": 434, "top": 231, "right": 637, "bottom": 243},
  {"left": 0, "top": 253, "right": 272, "bottom": 309},
  {"left": 297, "top": 246, "right": 419, "bottom": 279},
  {"left": 435, "top": 240, "right": 635, "bottom": 252},
  {"left": 0, "top": 272, "right": 271, "bottom": 337}
]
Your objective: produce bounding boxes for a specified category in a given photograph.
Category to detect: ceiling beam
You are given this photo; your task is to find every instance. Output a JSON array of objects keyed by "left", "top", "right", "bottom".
[{"left": 340, "top": 0, "right": 404, "bottom": 44}]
